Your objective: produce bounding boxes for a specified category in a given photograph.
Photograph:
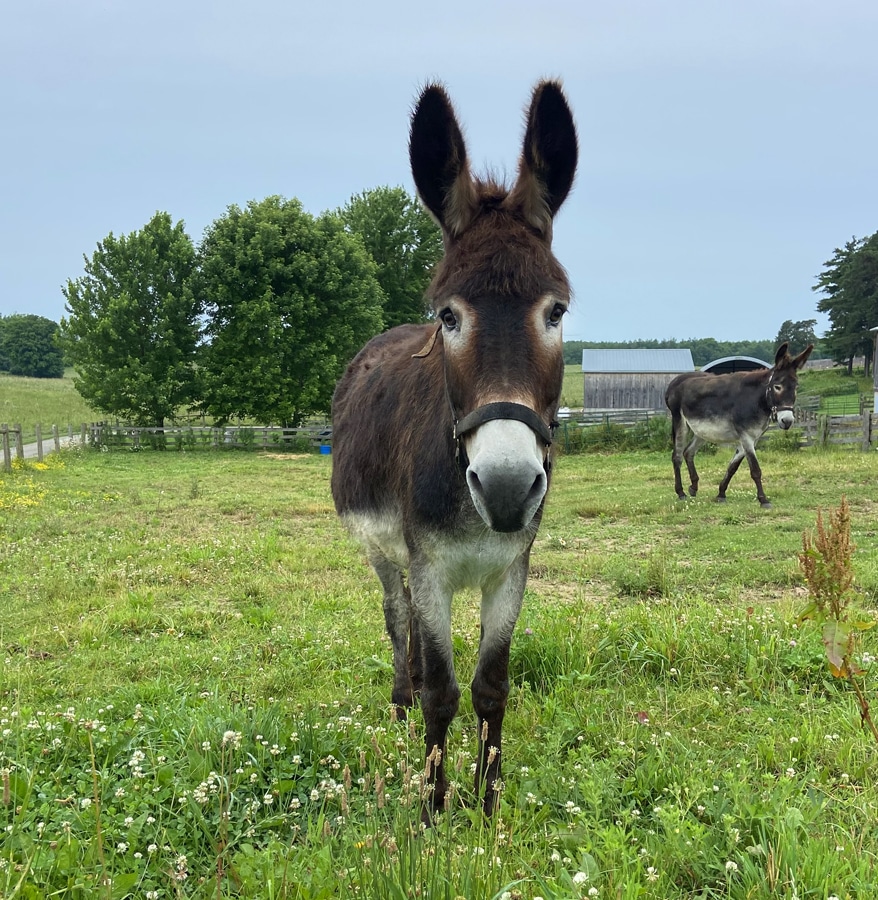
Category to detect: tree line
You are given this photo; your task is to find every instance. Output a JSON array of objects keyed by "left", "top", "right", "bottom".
[
  {"left": 57, "top": 188, "right": 443, "bottom": 427},
  {"left": 5, "top": 206, "right": 875, "bottom": 420},
  {"left": 813, "top": 230, "right": 878, "bottom": 376}
]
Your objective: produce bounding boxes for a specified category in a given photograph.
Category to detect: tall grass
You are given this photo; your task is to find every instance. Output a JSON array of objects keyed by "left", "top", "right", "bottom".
[{"left": 2, "top": 446, "right": 877, "bottom": 897}]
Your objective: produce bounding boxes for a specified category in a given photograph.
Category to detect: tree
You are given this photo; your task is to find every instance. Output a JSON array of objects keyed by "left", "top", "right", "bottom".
[
  {"left": 774, "top": 319, "right": 817, "bottom": 354},
  {"left": 339, "top": 186, "right": 443, "bottom": 328},
  {"left": 59, "top": 212, "right": 198, "bottom": 426},
  {"left": 194, "top": 196, "right": 384, "bottom": 426},
  {"left": 813, "top": 233, "right": 878, "bottom": 376},
  {"left": 0, "top": 314, "right": 65, "bottom": 377}
]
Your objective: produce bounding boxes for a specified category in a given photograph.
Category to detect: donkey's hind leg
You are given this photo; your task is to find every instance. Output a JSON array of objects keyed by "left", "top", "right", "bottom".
[
  {"left": 370, "top": 553, "right": 417, "bottom": 719},
  {"left": 682, "top": 435, "right": 704, "bottom": 497},
  {"left": 717, "top": 445, "right": 746, "bottom": 503},
  {"left": 670, "top": 412, "right": 690, "bottom": 500}
]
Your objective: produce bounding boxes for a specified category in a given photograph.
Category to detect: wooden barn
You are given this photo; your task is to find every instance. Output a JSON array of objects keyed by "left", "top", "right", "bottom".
[{"left": 581, "top": 349, "right": 694, "bottom": 410}]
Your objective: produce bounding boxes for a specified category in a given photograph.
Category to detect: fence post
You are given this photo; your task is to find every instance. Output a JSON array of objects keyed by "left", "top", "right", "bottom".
[
  {"left": 53, "top": 424, "right": 61, "bottom": 453},
  {"left": 865, "top": 410, "right": 874, "bottom": 452},
  {"left": 14, "top": 424, "right": 24, "bottom": 459},
  {"left": 1, "top": 424, "right": 10, "bottom": 472},
  {"left": 81, "top": 423, "right": 88, "bottom": 448},
  {"left": 35, "top": 423, "right": 43, "bottom": 462}
]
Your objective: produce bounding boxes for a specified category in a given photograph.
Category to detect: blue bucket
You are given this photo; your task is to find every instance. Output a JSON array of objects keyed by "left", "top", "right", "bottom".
[{"left": 319, "top": 444, "right": 331, "bottom": 455}]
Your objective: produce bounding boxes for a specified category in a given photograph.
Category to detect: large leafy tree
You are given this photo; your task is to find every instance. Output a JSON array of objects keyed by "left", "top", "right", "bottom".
[
  {"left": 339, "top": 186, "right": 443, "bottom": 328},
  {"left": 0, "top": 314, "right": 65, "bottom": 377},
  {"left": 813, "top": 233, "right": 878, "bottom": 375},
  {"left": 59, "top": 212, "right": 198, "bottom": 426},
  {"left": 774, "top": 319, "right": 818, "bottom": 354},
  {"left": 195, "top": 196, "right": 384, "bottom": 426}
]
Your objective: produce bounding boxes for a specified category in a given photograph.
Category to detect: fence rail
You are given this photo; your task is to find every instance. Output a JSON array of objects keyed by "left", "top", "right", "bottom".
[
  {"left": 1, "top": 422, "right": 332, "bottom": 470},
  {"left": 3, "top": 409, "right": 876, "bottom": 471}
]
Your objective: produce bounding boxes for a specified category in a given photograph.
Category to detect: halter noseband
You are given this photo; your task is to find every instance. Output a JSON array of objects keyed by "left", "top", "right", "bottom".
[{"left": 454, "top": 402, "right": 557, "bottom": 447}]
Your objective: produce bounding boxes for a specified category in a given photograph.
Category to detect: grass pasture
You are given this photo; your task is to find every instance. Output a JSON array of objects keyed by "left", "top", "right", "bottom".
[
  {"left": 2, "top": 446, "right": 878, "bottom": 898},
  {"left": 0, "top": 370, "right": 100, "bottom": 444}
]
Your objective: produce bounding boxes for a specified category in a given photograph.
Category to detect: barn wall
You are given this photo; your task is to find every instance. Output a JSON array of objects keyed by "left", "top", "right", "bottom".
[{"left": 583, "top": 373, "right": 680, "bottom": 410}]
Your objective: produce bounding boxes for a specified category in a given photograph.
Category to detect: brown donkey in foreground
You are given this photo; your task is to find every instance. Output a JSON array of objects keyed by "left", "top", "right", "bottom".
[{"left": 331, "top": 81, "right": 578, "bottom": 818}]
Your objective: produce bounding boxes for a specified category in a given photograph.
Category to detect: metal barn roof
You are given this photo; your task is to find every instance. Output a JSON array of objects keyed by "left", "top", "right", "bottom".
[
  {"left": 581, "top": 348, "right": 695, "bottom": 373},
  {"left": 701, "top": 355, "right": 770, "bottom": 374}
]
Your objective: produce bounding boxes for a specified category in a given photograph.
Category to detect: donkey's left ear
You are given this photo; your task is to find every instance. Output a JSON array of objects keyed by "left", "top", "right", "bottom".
[
  {"left": 507, "top": 80, "right": 578, "bottom": 237},
  {"left": 792, "top": 344, "right": 814, "bottom": 370}
]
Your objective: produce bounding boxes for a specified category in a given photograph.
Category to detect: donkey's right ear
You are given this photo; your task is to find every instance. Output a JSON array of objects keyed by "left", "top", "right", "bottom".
[
  {"left": 409, "top": 84, "right": 478, "bottom": 238},
  {"left": 774, "top": 342, "right": 790, "bottom": 367}
]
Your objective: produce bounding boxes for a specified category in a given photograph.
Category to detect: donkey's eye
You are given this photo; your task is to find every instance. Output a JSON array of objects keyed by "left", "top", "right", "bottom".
[
  {"left": 440, "top": 308, "right": 458, "bottom": 330},
  {"left": 548, "top": 304, "right": 566, "bottom": 326},
  {"left": 773, "top": 383, "right": 783, "bottom": 392}
]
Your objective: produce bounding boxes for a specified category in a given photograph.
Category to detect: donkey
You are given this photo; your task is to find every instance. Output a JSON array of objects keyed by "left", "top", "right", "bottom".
[
  {"left": 665, "top": 342, "right": 814, "bottom": 508},
  {"left": 331, "top": 81, "right": 577, "bottom": 818}
]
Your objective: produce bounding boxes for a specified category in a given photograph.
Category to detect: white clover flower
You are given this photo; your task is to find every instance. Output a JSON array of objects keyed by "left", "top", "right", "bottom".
[{"left": 572, "top": 871, "right": 589, "bottom": 884}]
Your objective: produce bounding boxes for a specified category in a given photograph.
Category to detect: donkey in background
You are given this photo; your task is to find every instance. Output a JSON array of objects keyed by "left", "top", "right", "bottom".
[
  {"left": 331, "top": 81, "right": 577, "bottom": 818},
  {"left": 665, "top": 342, "right": 814, "bottom": 508}
]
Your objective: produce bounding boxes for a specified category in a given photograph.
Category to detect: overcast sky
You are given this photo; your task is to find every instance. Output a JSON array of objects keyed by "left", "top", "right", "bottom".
[{"left": 2, "top": 0, "right": 876, "bottom": 342}]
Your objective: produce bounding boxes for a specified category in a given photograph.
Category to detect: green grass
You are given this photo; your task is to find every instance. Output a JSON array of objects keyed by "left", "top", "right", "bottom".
[
  {"left": 2, "top": 443, "right": 878, "bottom": 897},
  {"left": 0, "top": 369, "right": 99, "bottom": 443}
]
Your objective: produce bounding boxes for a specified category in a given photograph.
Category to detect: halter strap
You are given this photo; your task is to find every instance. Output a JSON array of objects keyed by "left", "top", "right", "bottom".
[{"left": 454, "top": 401, "right": 557, "bottom": 446}]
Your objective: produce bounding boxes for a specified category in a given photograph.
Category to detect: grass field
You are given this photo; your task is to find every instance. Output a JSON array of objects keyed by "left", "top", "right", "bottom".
[
  {"left": 2, "top": 443, "right": 877, "bottom": 898},
  {"left": 0, "top": 370, "right": 100, "bottom": 443}
]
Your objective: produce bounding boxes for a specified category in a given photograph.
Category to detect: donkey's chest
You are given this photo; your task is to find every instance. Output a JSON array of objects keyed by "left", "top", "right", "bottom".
[{"left": 342, "top": 510, "right": 532, "bottom": 590}]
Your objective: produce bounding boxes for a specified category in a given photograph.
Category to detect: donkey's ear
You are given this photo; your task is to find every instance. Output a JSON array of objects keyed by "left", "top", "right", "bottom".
[
  {"left": 409, "top": 84, "right": 478, "bottom": 238},
  {"left": 774, "top": 342, "right": 790, "bottom": 367},
  {"left": 507, "top": 80, "right": 578, "bottom": 237},
  {"left": 792, "top": 344, "right": 814, "bottom": 370}
]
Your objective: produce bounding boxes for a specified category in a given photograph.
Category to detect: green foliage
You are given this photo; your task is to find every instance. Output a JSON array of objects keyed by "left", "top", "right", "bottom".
[
  {"left": 339, "top": 186, "right": 443, "bottom": 328},
  {"left": 0, "top": 314, "right": 64, "bottom": 378},
  {"left": 798, "top": 497, "right": 878, "bottom": 743},
  {"left": 555, "top": 415, "right": 672, "bottom": 454},
  {"left": 195, "top": 196, "right": 385, "bottom": 427},
  {"left": 59, "top": 212, "right": 199, "bottom": 426},
  {"left": 813, "top": 231, "right": 878, "bottom": 373},
  {"left": 774, "top": 319, "right": 818, "bottom": 355},
  {"left": 563, "top": 338, "right": 779, "bottom": 368}
]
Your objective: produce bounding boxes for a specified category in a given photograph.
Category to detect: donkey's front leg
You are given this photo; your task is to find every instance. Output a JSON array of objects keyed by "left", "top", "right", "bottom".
[
  {"left": 409, "top": 564, "right": 459, "bottom": 821},
  {"left": 472, "top": 555, "right": 528, "bottom": 816},
  {"left": 742, "top": 441, "right": 770, "bottom": 507}
]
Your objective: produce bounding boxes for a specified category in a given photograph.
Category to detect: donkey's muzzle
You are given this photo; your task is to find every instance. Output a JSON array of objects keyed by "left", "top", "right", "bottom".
[
  {"left": 775, "top": 408, "right": 795, "bottom": 430},
  {"left": 462, "top": 418, "right": 548, "bottom": 532}
]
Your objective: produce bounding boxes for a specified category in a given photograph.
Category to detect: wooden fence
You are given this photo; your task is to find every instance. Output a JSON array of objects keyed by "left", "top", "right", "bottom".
[
  {"left": 3, "top": 410, "right": 876, "bottom": 472},
  {"left": 791, "top": 409, "right": 875, "bottom": 450},
  {"left": 0, "top": 422, "right": 332, "bottom": 471}
]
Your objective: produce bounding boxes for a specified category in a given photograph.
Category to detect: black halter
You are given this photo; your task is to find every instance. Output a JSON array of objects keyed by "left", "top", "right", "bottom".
[{"left": 452, "top": 401, "right": 558, "bottom": 468}]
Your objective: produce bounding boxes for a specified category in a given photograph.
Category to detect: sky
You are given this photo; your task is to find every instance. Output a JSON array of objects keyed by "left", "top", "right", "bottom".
[{"left": 2, "top": 0, "right": 876, "bottom": 343}]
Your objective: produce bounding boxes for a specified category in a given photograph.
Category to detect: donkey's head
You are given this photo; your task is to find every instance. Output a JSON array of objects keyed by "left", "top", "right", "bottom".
[
  {"left": 410, "top": 81, "right": 577, "bottom": 532},
  {"left": 769, "top": 342, "right": 815, "bottom": 429}
]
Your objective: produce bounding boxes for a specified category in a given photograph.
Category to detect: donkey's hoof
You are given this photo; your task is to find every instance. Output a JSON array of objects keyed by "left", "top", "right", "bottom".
[
  {"left": 759, "top": 500, "right": 772, "bottom": 509},
  {"left": 688, "top": 488, "right": 698, "bottom": 498},
  {"left": 676, "top": 493, "right": 688, "bottom": 502},
  {"left": 714, "top": 496, "right": 726, "bottom": 504}
]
